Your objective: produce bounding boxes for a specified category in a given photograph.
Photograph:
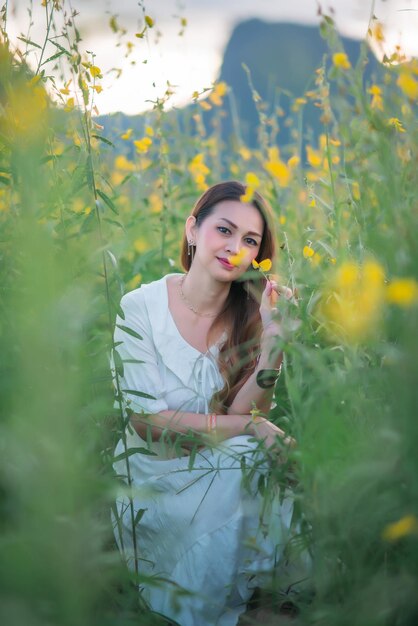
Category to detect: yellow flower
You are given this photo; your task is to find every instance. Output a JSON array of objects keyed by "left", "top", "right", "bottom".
[
  {"left": 149, "top": 192, "right": 163, "bottom": 214},
  {"left": 89, "top": 65, "right": 102, "bottom": 78},
  {"left": 240, "top": 172, "right": 260, "bottom": 202},
  {"left": 188, "top": 154, "right": 210, "bottom": 191},
  {"left": 332, "top": 52, "right": 351, "bottom": 70},
  {"left": 245, "top": 172, "right": 260, "bottom": 188},
  {"left": 306, "top": 145, "right": 322, "bottom": 168},
  {"left": 145, "top": 15, "right": 154, "bottom": 27},
  {"left": 279, "top": 215, "right": 286, "bottom": 225},
  {"left": 114, "top": 155, "right": 136, "bottom": 171},
  {"left": 64, "top": 97, "right": 75, "bottom": 112},
  {"left": 382, "top": 515, "right": 418, "bottom": 542},
  {"left": 264, "top": 147, "right": 290, "bottom": 187},
  {"left": 252, "top": 258, "right": 272, "bottom": 272},
  {"left": 228, "top": 249, "right": 248, "bottom": 267},
  {"left": 371, "top": 21, "right": 385, "bottom": 42},
  {"left": 134, "top": 238, "right": 149, "bottom": 253},
  {"left": 127, "top": 273, "right": 142, "bottom": 290},
  {"left": 239, "top": 146, "right": 251, "bottom": 161},
  {"left": 318, "top": 260, "right": 385, "bottom": 343},
  {"left": 60, "top": 79, "right": 72, "bottom": 96},
  {"left": 397, "top": 72, "right": 418, "bottom": 100},
  {"left": 309, "top": 198, "right": 316, "bottom": 207},
  {"left": 386, "top": 278, "right": 418, "bottom": 307},
  {"left": 352, "top": 181, "right": 361, "bottom": 200},
  {"left": 387, "top": 117, "right": 406, "bottom": 132},
  {"left": 121, "top": 128, "right": 133, "bottom": 140},
  {"left": 92, "top": 84, "right": 103, "bottom": 93},
  {"left": 199, "top": 100, "right": 212, "bottom": 111},
  {"left": 368, "top": 84, "right": 383, "bottom": 110},
  {"left": 134, "top": 137, "right": 152, "bottom": 153},
  {"left": 209, "top": 82, "right": 227, "bottom": 106},
  {"left": 145, "top": 125, "right": 154, "bottom": 136},
  {"left": 303, "top": 245, "right": 315, "bottom": 258},
  {"left": 287, "top": 155, "right": 300, "bottom": 169},
  {"left": 311, "top": 252, "right": 322, "bottom": 267}
]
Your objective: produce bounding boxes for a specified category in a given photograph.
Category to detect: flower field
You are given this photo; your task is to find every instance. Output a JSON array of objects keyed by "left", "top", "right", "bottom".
[{"left": 1, "top": 3, "right": 417, "bottom": 625}]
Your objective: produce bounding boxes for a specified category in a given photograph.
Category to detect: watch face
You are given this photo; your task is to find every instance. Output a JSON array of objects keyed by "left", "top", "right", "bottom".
[{"left": 256, "top": 369, "right": 280, "bottom": 389}]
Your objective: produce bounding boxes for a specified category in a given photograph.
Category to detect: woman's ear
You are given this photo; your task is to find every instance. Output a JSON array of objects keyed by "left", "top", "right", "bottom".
[{"left": 185, "top": 215, "right": 197, "bottom": 243}]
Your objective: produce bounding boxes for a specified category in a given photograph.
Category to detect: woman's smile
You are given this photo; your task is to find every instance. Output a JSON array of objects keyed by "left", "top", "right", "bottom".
[{"left": 217, "top": 257, "right": 235, "bottom": 270}]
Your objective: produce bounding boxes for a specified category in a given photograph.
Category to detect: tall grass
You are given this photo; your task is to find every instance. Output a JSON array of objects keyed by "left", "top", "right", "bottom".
[{"left": 1, "top": 3, "right": 417, "bottom": 625}]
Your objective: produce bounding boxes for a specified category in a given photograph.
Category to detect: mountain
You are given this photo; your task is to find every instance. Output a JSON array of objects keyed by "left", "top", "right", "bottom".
[
  {"left": 98, "top": 19, "right": 382, "bottom": 150},
  {"left": 215, "top": 19, "right": 381, "bottom": 146}
]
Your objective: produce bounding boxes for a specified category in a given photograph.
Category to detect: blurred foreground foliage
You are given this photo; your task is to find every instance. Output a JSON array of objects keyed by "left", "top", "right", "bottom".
[{"left": 0, "top": 3, "right": 418, "bottom": 625}]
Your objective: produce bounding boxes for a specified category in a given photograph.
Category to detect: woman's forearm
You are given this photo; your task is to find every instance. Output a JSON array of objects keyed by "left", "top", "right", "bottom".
[
  {"left": 227, "top": 335, "right": 283, "bottom": 415},
  {"left": 130, "top": 409, "right": 255, "bottom": 443}
]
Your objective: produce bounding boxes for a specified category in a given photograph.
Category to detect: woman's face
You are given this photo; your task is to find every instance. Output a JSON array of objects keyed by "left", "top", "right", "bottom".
[{"left": 187, "top": 200, "right": 264, "bottom": 280}]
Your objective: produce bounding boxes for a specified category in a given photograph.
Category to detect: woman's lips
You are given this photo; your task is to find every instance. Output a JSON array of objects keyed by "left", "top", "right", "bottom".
[{"left": 217, "top": 257, "right": 234, "bottom": 270}]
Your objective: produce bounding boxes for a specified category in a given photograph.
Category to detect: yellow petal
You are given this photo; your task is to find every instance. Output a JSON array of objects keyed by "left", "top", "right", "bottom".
[
  {"left": 303, "top": 246, "right": 315, "bottom": 258},
  {"left": 258, "top": 258, "right": 272, "bottom": 272},
  {"left": 252, "top": 260, "right": 259, "bottom": 269},
  {"left": 89, "top": 65, "right": 102, "bottom": 78},
  {"left": 228, "top": 249, "right": 247, "bottom": 267}
]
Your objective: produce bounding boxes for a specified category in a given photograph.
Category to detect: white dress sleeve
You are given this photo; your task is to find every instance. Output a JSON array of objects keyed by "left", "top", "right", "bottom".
[{"left": 112, "top": 288, "right": 169, "bottom": 415}]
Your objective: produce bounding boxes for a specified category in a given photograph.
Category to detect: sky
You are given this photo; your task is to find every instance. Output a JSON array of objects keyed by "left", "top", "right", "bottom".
[{"left": 7, "top": 0, "right": 418, "bottom": 115}]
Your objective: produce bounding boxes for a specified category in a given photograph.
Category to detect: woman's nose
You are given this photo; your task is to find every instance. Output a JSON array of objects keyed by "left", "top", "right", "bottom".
[{"left": 225, "top": 238, "right": 240, "bottom": 254}]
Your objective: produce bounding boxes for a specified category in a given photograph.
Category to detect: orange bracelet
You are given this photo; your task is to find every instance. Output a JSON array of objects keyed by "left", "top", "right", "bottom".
[{"left": 206, "top": 413, "right": 217, "bottom": 433}]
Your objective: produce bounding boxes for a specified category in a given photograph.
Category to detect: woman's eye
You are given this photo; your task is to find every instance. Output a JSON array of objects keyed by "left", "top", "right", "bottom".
[
  {"left": 245, "top": 238, "right": 258, "bottom": 246},
  {"left": 217, "top": 226, "right": 230, "bottom": 234}
]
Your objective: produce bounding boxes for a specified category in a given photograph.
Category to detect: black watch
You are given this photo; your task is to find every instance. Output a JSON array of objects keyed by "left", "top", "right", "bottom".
[{"left": 256, "top": 368, "right": 281, "bottom": 389}]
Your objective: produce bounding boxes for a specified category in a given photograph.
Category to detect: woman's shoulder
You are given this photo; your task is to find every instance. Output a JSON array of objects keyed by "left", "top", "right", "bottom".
[{"left": 121, "top": 273, "right": 180, "bottom": 310}]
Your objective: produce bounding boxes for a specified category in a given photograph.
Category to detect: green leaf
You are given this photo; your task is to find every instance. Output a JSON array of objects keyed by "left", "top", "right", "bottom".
[
  {"left": 103, "top": 217, "right": 126, "bottom": 231},
  {"left": 134, "top": 508, "right": 148, "bottom": 527},
  {"left": 122, "top": 389, "right": 156, "bottom": 400},
  {"left": 40, "top": 50, "right": 66, "bottom": 67},
  {"left": 79, "top": 211, "right": 96, "bottom": 234},
  {"left": 116, "top": 324, "right": 143, "bottom": 340},
  {"left": 123, "top": 358, "right": 145, "bottom": 364},
  {"left": 97, "top": 189, "right": 118, "bottom": 214},
  {"left": 17, "top": 36, "right": 42, "bottom": 49},
  {"left": 113, "top": 349, "right": 124, "bottom": 378},
  {"left": 48, "top": 40, "right": 71, "bottom": 56},
  {"left": 92, "top": 134, "right": 115, "bottom": 147},
  {"left": 112, "top": 447, "right": 157, "bottom": 463},
  {"left": 116, "top": 304, "right": 125, "bottom": 321}
]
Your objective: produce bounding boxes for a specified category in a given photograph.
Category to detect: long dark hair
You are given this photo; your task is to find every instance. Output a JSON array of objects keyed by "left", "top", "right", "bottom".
[{"left": 180, "top": 181, "right": 276, "bottom": 411}]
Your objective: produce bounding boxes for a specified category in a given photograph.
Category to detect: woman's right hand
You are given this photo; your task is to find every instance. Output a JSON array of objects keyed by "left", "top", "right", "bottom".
[{"left": 251, "top": 417, "right": 296, "bottom": 451}]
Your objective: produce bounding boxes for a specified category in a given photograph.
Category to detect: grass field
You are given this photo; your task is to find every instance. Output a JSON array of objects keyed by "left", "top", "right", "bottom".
[{"left": 1, "top": 4, "right": 418, "bottom": 625}]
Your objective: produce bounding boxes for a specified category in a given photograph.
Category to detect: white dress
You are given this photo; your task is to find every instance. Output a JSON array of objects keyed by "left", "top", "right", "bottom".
[{"left": 111, "top": 274, "right": 293, "bottom": 626}]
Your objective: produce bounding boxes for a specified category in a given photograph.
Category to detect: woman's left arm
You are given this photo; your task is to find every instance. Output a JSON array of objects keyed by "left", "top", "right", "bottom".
[{"left": 227, "top": 280, "right": 294, "bottom": 415}]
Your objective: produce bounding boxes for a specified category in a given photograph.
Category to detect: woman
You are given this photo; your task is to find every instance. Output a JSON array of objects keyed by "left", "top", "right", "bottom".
[{"left": 111, "top": 181, "right": 295, "bottom": 626}]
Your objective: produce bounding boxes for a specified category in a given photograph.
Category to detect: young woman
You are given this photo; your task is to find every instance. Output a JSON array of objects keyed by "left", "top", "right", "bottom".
[{"left": 112, "top": 181, "right": 295, "bottom": 626}]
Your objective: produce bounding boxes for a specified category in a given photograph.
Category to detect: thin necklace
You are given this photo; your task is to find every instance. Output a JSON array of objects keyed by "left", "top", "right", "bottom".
[{"left": 179, "top": 274, "right": 219, "bottom": 318}]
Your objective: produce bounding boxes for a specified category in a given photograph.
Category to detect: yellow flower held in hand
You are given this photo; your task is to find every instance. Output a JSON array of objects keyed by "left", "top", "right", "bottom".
[
  {"left": 228, "top": 249, "right": 248, "bottom": 267},
  {"left": 252, "top": 258, "right": 272, "bottom": 272}
]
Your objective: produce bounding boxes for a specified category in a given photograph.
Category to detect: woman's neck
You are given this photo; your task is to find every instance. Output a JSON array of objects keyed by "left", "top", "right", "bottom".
[{"left": 182, "top": 266, "right": 230, "bottom": 316}]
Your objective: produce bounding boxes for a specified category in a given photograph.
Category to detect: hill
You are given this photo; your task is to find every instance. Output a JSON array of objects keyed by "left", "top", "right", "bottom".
[{"left": 98, "top": 19, "right": 382, "bottom": 149}]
